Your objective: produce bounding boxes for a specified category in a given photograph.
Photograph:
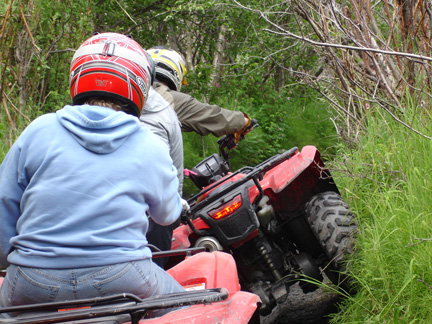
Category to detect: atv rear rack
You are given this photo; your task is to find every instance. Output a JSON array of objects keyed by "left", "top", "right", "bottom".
[
  {"left": 151, "top": 246, "right": 206, "bottom": 259},
  {"left": 187, "top": 146, "right": 299, "bottom": 215},
  {"left": 0, "top": 288, "right": 228, "bottom": 324}
]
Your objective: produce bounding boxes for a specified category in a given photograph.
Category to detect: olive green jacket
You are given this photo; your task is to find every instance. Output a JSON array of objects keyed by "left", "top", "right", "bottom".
[{"left": 153, "top": 82, "right": 245, "bottom": 137}]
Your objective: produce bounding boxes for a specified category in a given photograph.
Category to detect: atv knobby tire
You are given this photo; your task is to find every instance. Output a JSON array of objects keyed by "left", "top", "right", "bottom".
[{"left": 304, "top": 191, "right": 357, "bottom": 274}]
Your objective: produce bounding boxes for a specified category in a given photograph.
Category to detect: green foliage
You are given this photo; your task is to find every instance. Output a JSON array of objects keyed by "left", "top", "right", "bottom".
[
  {"left": 1, "top": 0, "right": 337, "bottom": 189},
  {"left": 1, "top": 0, "right": 94, "bottom": 149},
  {"left": 2, "top": 2, "right": 432, "bottom": 322},
  {"left": 32, "top": 0, "right": 94, "bottom": 113},
  {"left": 328, "top": 106, "right": 432, "bottom": 323},
  {"left": 209, "top": 79, "right": 338, "bottom": 156},
  {"left": 181, "top": 79, "right": 338, "bottom": 197},
  {"left": 0, "top": 122, "right": 9, "bottom": 162}
]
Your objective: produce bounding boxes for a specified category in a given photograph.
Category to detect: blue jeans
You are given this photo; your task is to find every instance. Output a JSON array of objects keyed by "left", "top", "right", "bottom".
[{"left": 0, "top": 259, "right": 184, "bottom": 318}]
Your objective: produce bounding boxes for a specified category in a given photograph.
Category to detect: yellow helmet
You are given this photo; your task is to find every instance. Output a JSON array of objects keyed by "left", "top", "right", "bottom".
[{"left": 147, "top": 47, "right": 187, "bottom": 91}]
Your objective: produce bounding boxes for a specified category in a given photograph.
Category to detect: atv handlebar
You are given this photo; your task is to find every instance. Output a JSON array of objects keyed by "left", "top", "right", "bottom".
[
  {"left": 217, "top": 118, "right": 259, "bottom": 162},
  {"left": 240, "top": 118, "right": 259, "bottom": 139}
]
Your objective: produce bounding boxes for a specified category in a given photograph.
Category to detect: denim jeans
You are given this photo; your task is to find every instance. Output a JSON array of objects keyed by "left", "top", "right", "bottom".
[{"left": 0, "top": 259, "right": 184, "bottom": 318}]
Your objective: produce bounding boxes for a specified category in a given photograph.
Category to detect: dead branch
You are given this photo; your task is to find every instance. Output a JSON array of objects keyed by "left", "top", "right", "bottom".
[
  {"left": 18, "top": 0, "right": 41, "bottom": 53},
  {"left": 405, "top": 237, "right": 432, "bottom": 247},
  {"left": 417, "top": 273, "right": 432, "bottom": 289}
]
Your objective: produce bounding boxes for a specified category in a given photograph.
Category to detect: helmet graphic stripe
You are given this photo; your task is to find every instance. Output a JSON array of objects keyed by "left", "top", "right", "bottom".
[{"left": 70, "top": 33, "right": 152, "bottom": 117}]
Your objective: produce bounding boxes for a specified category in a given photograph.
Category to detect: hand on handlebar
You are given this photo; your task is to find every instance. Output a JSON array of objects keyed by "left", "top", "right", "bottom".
[
  {"left": 179, "top": 198, "right": 191, "bottom": 224},
  {"left": 181, "top": 198, "right": 190, "bottom": 212},
  {"left": 217, "top": 117, "right": 258, "bottom": 161},
  {"left": 234, "top": 117, "right": 259, "bottom": 144}
]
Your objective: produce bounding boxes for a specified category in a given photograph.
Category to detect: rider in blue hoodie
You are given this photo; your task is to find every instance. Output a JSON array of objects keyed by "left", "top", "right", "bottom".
[{"left": 0, "top": 33, "right": 184, "bottom": 316}]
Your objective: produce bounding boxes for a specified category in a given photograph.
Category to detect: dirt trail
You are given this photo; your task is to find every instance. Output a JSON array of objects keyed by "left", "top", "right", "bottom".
[{"left": 262, "top": 282, "right": 340, "bottom": 324}]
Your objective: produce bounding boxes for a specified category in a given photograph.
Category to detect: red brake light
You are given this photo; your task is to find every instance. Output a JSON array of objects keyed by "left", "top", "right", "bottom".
[{"left": 208, "top": 195, "right": 242, "bottom": 220}]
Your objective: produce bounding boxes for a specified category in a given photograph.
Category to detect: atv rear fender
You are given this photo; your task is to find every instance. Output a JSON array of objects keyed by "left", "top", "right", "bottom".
[
  {"left": 189, "top": 146, "right": 339, "bottom": 223},
  {"left": 248, "top": 145, "right": 339, "bottom": 220},
  {"left": 167, "top": 251, "right": 241, "bottom": 296}
]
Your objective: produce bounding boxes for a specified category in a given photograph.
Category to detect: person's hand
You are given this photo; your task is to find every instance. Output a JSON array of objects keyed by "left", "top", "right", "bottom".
[
  {"left": 181, "top": 198, "right": 190, "bottom": 212},
  {"left": 234, "top": 115, "right": 258, "bottom": 143},
  {"left": 234, "top": 115, "right": 251, "bottom": 143}
]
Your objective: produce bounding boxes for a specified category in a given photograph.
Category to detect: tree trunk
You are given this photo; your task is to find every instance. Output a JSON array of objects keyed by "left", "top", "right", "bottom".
[
  {"left": 397, "top": 0, "right": 417, "bottom": 90},
  {"left": 210, "top": 24, "right": 227, "bottom": 88}
]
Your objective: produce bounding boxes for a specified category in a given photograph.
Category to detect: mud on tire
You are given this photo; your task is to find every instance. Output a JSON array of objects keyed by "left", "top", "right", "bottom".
[{"left": 304, "top": 191, "right": 357, "bottom": 278}]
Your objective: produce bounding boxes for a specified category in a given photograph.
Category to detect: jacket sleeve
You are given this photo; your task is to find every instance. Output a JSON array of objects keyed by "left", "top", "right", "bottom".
[
  {"left": 141, "top": 132, "right": 182, "bottom": 226},
  {"left": 140, "top": 110, "right": 184, "bottom": 195},
  {"left": 0, "top": 145, "right": 24, "bottom": 267},
  {"left": 169, "top": 90, "right": 246, "bottom": 137}
]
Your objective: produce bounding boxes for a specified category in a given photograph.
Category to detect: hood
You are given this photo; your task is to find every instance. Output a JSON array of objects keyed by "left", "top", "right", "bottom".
[
  {"left": 141, "top": 86, "right": 170, "bottom": 114},
  {"left": 56, "top": 105, "right": 141, "bottom": 154}
]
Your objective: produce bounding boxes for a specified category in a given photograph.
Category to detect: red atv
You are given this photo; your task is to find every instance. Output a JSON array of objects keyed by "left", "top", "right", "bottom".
[
  {"left": 0, "top": 251, "right": 261, "bottom": 323},
  {"left": 172, "top": 132, "right": 357, "bottom": 315}
]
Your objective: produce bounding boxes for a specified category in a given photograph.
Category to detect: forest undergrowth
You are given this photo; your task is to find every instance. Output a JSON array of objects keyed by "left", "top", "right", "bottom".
[{"left": 327, "top": 106, "right": 432, "bottom": 323}]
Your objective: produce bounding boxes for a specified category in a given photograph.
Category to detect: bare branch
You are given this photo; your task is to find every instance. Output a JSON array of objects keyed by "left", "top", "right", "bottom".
[{"left": 18, "top": 0, "right": 41, "bottom": 53}]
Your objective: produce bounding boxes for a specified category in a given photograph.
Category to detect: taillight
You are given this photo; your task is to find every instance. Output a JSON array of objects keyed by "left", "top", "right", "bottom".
[{"left": 208, "top": 195, "right": 242, "bottom": 220}]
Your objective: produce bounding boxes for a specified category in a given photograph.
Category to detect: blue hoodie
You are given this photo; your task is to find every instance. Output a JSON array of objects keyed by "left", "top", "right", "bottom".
[{"left": 0, "top": 105, "right": 181, "bottom": 269}]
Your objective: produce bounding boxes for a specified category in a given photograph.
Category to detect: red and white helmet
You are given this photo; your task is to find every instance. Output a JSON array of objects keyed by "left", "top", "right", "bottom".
[{"left": 70, "top": 33, "right": 153, "bottom": 117}]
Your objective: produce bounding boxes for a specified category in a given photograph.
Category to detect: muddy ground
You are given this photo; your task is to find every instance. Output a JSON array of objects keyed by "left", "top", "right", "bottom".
[{"left": 261, "top": 281, "right": 341, "bottom": 324}]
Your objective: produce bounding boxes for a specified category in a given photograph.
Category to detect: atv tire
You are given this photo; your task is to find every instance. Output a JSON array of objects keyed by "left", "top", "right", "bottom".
[{"left": 304, "top": 191, "right": 357, "bottom": 283}]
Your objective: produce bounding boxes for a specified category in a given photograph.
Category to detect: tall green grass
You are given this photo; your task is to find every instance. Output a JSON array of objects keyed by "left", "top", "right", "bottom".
[{"left": 329, "top": 107, "right": 432, "bottom": 323}]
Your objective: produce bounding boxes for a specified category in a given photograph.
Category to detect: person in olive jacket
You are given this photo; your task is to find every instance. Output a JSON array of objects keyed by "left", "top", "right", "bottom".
[{"left": 147, "top": 47, "right": 253, "bottom": 142}]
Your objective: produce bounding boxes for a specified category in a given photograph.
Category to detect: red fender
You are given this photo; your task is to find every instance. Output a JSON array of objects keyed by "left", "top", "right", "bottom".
[
  {"left": 0, "top": 254, "right": 261, "bottom": 324},
  {"left": 167, "top": 251, "right": 240, "bottom": 296},
  {"left": 171, "top": 218, "right": 209, "bottom": 250},
  {"left": 148, "top": 252, "right": 260, "bottom": 324},
  {"left": 140, "top": 291, "right": 260, "bottom": 324}
]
